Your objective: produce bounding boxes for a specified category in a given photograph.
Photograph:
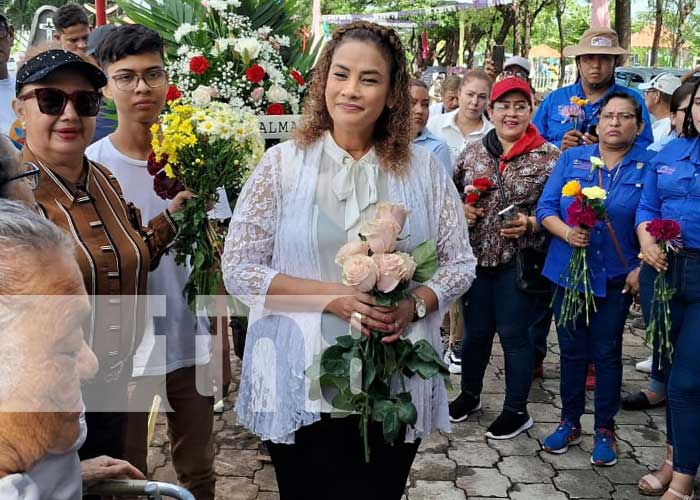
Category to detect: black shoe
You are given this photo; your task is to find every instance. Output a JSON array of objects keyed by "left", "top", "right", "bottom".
[
  {"left": 449, "top": 392, "right": 481, "bottom": 422},
  {"left": 485, "top": 410, "right": 533, "bottom": 440},
  {"left": 621, "top": 391, "right": 665, "bottom": 411}
]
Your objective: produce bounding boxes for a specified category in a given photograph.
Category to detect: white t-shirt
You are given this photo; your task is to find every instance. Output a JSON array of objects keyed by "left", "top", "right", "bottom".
[
  {"left": 651, "top": 116, "right": 671, "bottom": 143},
  {"left": 427, "top": 109, "right": 493, "bottom": 164},
  {"left": 87, "top": 136, "right": 221, "bottom": 377},
  {"left": 0, "top": 72, "right": 16, "bottom": 137}
]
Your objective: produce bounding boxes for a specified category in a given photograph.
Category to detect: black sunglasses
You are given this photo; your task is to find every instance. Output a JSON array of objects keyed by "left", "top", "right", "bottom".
[
  {"left": 1, "top": 162, "right": 40, "bottom": 191},
  {"left": 18, "top": 88, "right": 102, "bottom": 117}
]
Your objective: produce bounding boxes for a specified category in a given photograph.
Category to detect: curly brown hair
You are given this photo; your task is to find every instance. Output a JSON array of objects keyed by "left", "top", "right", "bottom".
[{"left": 293, "top": 21, "right": 411, "bottom": 175}]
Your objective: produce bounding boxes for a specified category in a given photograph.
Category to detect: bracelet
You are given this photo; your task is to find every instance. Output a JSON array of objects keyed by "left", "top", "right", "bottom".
[{"left": 564, "top": 228, "right": 573, "bottom": 243}]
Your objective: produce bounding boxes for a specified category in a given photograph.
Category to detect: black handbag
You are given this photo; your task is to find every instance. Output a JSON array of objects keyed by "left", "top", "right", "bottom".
[{"left": 492, "top": 158, "right": 552, "bottom": 295}]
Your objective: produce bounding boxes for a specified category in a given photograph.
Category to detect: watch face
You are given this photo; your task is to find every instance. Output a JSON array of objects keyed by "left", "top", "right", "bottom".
[{"left": 417, "top": 301, "right": 427, "bottom": 318}]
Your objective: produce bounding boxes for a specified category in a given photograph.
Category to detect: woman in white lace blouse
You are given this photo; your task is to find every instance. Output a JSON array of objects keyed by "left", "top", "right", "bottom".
[{"left": 223, "top": 21, "right": 476, "bottom": 500}]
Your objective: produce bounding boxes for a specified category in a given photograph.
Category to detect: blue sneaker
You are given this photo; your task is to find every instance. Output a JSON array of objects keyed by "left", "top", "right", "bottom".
[
  {"left": 591, "top": 428, "right": 617, "bottom": 466},
  {"left": 543, "top": 420, "right": 582, "bottom": 454}
]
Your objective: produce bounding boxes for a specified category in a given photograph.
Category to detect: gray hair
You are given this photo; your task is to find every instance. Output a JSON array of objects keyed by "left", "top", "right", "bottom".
[
  {"left": 0, "top": 199, "right": 73, "bottom": 294},
  {"left": 0, "top": 135, "right": 22, "bottom": 199}
]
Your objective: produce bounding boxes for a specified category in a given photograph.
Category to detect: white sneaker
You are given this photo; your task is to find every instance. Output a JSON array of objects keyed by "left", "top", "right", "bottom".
[
  {"left": 448, "top": 361, "right": 462, "bottom": 374},
  {"left": 443, "top": 348, "right": 453, "bottom": 366},
  {"left": 635, "top": 355, "right": 653, "bottom": 374}
]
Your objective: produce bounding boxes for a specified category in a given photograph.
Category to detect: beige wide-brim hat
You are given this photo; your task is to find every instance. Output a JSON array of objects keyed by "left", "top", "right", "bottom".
[{"left": 563, "top": 28, "right": 629, "bottom": 57}]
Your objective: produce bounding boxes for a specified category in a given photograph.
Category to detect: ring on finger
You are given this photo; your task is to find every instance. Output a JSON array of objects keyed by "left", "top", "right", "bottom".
[
  {"left": 351, "top": 311, "right": 363, "bottom": 328},
  {"left": 394, "top": 320, "right": 400, "bottom": 330}
]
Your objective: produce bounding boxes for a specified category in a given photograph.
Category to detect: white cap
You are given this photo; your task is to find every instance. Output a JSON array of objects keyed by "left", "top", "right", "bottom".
[
  {"left": 639, "top": 72, "right": 682, "bottom": 96},
  {"left": 503, "top": 56, "right": 531, "bottom": 75}
]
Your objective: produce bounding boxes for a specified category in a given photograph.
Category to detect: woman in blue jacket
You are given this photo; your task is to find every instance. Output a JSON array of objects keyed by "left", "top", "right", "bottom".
[
  {"left": 635, "top": 79, "right": 700, "bottom": 500},
  {"left": 536, "top": 92, "right": 655, "bottom": 467}
]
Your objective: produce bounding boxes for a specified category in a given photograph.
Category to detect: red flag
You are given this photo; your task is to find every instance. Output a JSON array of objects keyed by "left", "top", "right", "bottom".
[{"left": 421, "top": 30, "right": 429, "bottom": 61}]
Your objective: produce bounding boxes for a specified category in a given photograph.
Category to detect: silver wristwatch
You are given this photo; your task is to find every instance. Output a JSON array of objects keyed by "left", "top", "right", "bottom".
[{"left": 410, "top": 292, "right": 427, "bottom": 319}]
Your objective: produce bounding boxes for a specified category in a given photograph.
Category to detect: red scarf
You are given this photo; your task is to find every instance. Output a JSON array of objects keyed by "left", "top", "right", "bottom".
[{"left": 496, "top": 124, "right": 547, "bottom": 172}]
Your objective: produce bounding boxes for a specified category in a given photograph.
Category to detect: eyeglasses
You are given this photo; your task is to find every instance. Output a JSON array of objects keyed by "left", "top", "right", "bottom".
[
  {"left": 18, "top": 88, "right": 102, "bottom": 117},
  {"left": 503, "top": 69, "right": 528, "bottom": 80},
  {"left": 492, "top": 102, "right": 531, "bottom": 115},
  {"left": 0, "top": 26, "right": 11, "bottom": 39},
  {"left": 676, "top": 106, "right": 689, "bottom": 114},
  {"left": 110, "top": 69, "right": 169, "bottom": 91},
  {"left": 599, "top": 112, "right": 636, "bottom": 122},
  {"left": 1, "top": 162, "right": 40, "bottom": 191}
]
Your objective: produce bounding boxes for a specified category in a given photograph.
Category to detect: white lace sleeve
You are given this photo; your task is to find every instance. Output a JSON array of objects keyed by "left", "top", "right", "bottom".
[
  {"left": 422, "top": 154, "right": 477, "bottom": 311},
  {"left": 223, "top": 147, "right": 281, "bottom": 301}
]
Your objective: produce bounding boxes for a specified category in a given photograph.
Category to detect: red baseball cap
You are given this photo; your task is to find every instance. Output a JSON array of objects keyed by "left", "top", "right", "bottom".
[{"left": 490, "top": 77, "right": 533, "bottom": 105}]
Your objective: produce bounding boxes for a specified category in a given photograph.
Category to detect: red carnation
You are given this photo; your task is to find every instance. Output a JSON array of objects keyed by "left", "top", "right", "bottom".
[
  {"left": 646, "top": 219, "right": 681, "bottom": 242},
  {"left": 566, "top": 198, "right": 599, "bottom": 229},
  {"left": 466, "top": 193, "right": 480, "bottom": 205},
  {"left": 290, "top": 69, "right": 305, "bottom": 86},
  {"left": 166, "top": 85, "right": 182, "bottom": 102},
  {"left": 246, "top": 64, "right": 266, "bottom": 84},
  {"left": 472, "top": 177, "right": 494, "bottom": 192},
  {"left": 189, "top": 55, "right": 210, "bottom": 75},
  {"left": 266, "top": 103, "right": 285, "bottom": 115}
]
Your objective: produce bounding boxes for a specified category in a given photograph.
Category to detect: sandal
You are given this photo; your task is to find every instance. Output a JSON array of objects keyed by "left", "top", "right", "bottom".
[
  {"left": 639, "top": 459, "right": 673, "bottom": 496},
  {"left": 622, "top": 391, "right": 666, "bottom": 411},
  {"left": 666, "top": 487, "right": 696, "bottom": 500}
]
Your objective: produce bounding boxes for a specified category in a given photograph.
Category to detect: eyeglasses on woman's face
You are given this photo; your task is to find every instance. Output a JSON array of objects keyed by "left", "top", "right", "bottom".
[
  {"left": 18, "top": 88, "right": 102, "bottom": 117},
  {"left": 1, "top": 162, "right": 40, "bottom": 191}
]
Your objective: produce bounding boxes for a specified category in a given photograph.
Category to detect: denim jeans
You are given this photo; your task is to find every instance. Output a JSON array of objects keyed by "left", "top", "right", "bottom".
[
  {"left": 552, "top": 279, "right": 631, "bottom": 430},
  {"left": 642, "top": 251, "right": 700, "bottom": 476},
  {"left": 460, "top": 261, "right": 535, "bottom": 414},
  {"left": 530, "top": 291, "right": 554, "bottom": 367}
]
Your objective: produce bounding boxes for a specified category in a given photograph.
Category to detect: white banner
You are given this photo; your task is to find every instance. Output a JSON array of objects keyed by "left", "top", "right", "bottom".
[{"left": 258, "top": 115, "right": 302, "bottom": 140}]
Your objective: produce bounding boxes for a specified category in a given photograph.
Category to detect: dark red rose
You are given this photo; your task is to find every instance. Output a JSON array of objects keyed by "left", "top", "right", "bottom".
[
  {"left": 646, "top": 219, "right": 681, "bottom": 242},
  {"left": 266, "top": 103, "right": 285, "bottom": 115},
  {"left": 466, "top": 193, "right": 480, "bottom": 206},
  {"left": 166, "top": 85, "right": 182, "bottom": 101},
  {"left": 472, "top": 177, "right": 494, "bottom": 193},
  {"left": 290, "top": 69, "right": 305, "bottom": 86},
  {"left": 566, "top": 198, "right": 599, "bottom": 228},
  {"left": 154, "top": 175, "right": 186, "bottom": 200},
  {"left": 189, "top": 55, "right": 210, "bottom": 75},
  {"left": 147, "top": 152, "right": 166, "bottom": 176},
  {"left": 245, "top": 64, "right": 266, "bottom": 84}
]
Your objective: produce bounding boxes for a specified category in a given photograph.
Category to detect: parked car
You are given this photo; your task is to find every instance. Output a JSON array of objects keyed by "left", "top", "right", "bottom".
[{"left": 614, "top": 67, "right": 687, "bottom": 92}]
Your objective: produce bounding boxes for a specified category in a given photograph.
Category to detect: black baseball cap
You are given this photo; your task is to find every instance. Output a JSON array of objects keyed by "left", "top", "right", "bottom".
[
  {"left": 16, "top": 49, "right": 108, "bottom": 95},
  {"left": 86, "top": 24, "right": 116, "bottom": 56}
]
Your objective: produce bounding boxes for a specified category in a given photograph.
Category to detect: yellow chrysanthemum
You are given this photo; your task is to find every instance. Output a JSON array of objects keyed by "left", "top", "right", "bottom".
[
  {"left": 562, "top": 180, "right": 581, "bottom": 197},
  {"left": 581, "top": 186, "right": 607, "bottom": 200},
  {"left": 163, "top": 165, "right": 175, "bottom": 179}
]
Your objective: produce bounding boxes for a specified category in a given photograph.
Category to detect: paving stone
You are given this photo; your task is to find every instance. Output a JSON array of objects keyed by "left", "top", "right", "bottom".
[
  {"left": 528, "top": 386, "right": 554, "bottom": 403},
  {"left": 623, "top": 364, "right": 651, "bottom": 381},
  {"left": 612, "top": 484, "right": 653, "bottom": 500},
  {"left": 406, "top": 480, "right": 467, "bottom": 500},
  {"left": 456, "top": 467, "right": 511, "bottom": 497},
  {"left": 253, "top": 464, "right": 278, "bottom": 492},
  {"left": 554, "top": 469, "right": 614, "bottom": 498},
  {"left": 509, "top": 483, "right": 569, "bottom": 500},
  {"left": 411, "top": 452, "right": 456, "bottom": 481},
  {"left": 217, "top": 427, "right": 262, "bottom": 449},
  {"left": 150, "top": 423, "right": 169, "bottom": 447},
  {"left": 616, "top": 409, "right": 653, "bottom": 425},
  {"left": 152, "top": 464, "right": 178, "bottom": 484},
  {"left": 616, "top": 425, "right": 666, "bottom": 447},
  {"left": 448, "top": 442, "right": 500, "bottom": 467},
  {"left": 215, "top": 449, "right": 264, "bottom": 477},
  {"left": 632, "top": 446, "right": 667, "bottom": 469},
  {"left": 418, "top": 431, "right": 449, "bottom": 453},
  {"left": 539, "top": 446, "right": 593, "bottom": 469},
  {"left": 147, "top": 446, "right": 167, "bottom": 474},
  {"left": 487, "top": 433, "right": 542, "bottom": 456},
  {"left": 256, "top": 493, "right": 280, "bottom": 500},
  {"left": 215, "top": 477, "right": 260, "bottom": 500},
  {"left": 449, "top": 420, "right": 487, "bottom": 442},
  {"left": 529, "top": 402, "right": 562, "bottom": 423},
  {"left": 497, "top": 455, "right": 555, "bottom": 483},
  {"left": 596, "top": 459, "right": 652, "bottom": 485}
]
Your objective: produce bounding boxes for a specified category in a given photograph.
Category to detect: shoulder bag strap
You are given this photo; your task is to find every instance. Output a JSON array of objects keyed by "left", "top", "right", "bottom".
[{"left": 597, "top": 168, "right": 629, "bottom": 270}]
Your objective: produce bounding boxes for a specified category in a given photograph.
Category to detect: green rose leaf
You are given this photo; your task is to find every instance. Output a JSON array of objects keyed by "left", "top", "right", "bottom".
[
  {"left": 396, "top": 400, "right": 418, "bottom": 425},
  {"left": 371, "top": 399, "right": 394, "bottom": 422},
  {"left": 411, "top": 240, "right": 439, "bottom": 282},
  {"left": 382, "top": 407, "right": 401, "bottom": 443}
]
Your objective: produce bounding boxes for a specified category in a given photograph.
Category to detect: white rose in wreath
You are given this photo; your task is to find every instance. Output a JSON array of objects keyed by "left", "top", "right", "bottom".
[
  {"left": 266, "top": 84, "right": 289, "bottom": 103},
  {"left": 235, "top": 38, "right": 261, "bottom": 60},
  {"left": 192, "top": 85, "right": 213, "bottom": 107}
]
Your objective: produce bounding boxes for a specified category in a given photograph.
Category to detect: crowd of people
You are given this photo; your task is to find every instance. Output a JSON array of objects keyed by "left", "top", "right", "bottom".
[{"left": 0, "top": 6, "right": 699, "bottom": 500}]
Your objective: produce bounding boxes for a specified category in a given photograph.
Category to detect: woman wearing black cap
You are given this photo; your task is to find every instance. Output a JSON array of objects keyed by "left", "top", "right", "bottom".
[{"left": 11, "top": 44, "right": 191, "bottom": 464}]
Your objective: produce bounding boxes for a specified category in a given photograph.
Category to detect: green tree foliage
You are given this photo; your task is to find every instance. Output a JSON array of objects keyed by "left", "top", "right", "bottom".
[{"left": 2, "top": 0, "right": 70, "bottom": 32}]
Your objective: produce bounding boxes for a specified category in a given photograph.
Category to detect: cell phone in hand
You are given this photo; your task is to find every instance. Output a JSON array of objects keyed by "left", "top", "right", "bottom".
[
  {"left": 492, "top": 45, "right": 505, "bottom": 75},
  {"left": 498, "top": 204, "right": 518, "bottom": 224},
  {"left": 587, "top": 124, "right": 598, "bottom": 138}
]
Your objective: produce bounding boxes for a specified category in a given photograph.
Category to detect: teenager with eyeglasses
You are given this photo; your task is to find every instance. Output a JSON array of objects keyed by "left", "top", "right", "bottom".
[{"left": 11, "top": 43, "right": 193, "bottom": 470}]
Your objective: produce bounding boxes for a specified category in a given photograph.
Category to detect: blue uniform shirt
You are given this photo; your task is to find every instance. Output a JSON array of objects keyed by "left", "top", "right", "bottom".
[
  {"left": 414, "top": 128, "right": 453, "bottom": 177},
  {"left": 637, "top": 137, "right": 700, "bottom": 249},
  {"left": 533, "top": 81, "right": 654, "bottom": 149},
  {"left": 537, "top": 143, "right": 655, "bottom": 296}
]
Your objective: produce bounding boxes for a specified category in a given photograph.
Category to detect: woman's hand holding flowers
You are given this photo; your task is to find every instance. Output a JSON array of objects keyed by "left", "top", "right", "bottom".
[
  {"left": 167, "top": 190, "right": 195, "bottom": 214},
  {"left": 463, "top": 204, "right": 485, "bottom": 226},
  {"left": 639, "top": 241, "right": 669, "bottom": 272},
  {"left": 325, "top": 284, "right": 399, "bottom": 337},
  {"left": 565, "top": 226, "right": 590, "bottom": 248}
]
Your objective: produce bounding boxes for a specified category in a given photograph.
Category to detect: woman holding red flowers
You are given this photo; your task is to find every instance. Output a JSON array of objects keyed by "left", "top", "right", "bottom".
[
  {"left": 450, "top": 77, "right": 559, "bottom": 439},
  {"left": 537, "top": 92, "right": 655, "bottom": 466},
  {"left": 634, "top": 78, "right": 700, "bottom": 500}
]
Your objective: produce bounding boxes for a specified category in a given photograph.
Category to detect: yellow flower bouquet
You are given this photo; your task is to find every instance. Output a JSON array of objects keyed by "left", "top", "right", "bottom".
[{"left": 149, "top": 99, "right": 264, "bottom": 309}]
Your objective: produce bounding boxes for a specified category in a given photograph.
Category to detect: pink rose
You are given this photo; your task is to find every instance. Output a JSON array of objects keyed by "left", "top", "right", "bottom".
[
  {"left": 335, "top": 240, "right": 370, "bottom": 266},
  {"left": 372, "top": 253, "right": 404, "bottom": 293},
  {"left": 250, "top": 87, "right": 265, "bottom": 102},
  {"left": 341, "top": 255, "right": 378, "bottom": 292},
  {"left": 395, "top": 252, "right": 417, "bottom": 282},
  {"left": 375, "top": 202, "right": 409, "bottom": 231},
  {"left": 360, "top": 218, "right": 400, "bottom": 254}
]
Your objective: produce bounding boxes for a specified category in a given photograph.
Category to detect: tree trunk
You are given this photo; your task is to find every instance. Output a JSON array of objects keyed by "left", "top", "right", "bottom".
[
  {"left": 512, "top": 0, "right": 521, "bottom": 56},
  {"left": 615, "top": 0, "right": 631, "bottom": 64},
  {"left": 555, "top": 0, "right": 566, "bottom": 87},
  {"left": 494, "top": 4, "right": 515, "bottom": 45},
  {"left": 671, "top": 0, "right": 692, "bottom": 67},
  {"left": 650, "top": 0, "right": 663, "bottom": 66}
]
